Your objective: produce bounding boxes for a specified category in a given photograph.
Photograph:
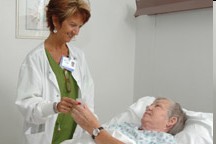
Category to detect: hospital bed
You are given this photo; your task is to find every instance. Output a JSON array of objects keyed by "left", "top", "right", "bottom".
[{"left": 62, "top": 96, "right": 213, "bottom": 144}]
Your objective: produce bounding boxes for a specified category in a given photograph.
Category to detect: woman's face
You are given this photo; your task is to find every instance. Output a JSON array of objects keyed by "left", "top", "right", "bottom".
[
  {"left": 141, "top": 99, "right": 171, "bottom": 131},
  {"left": 56, "top": 13, "right": 84, "bottom": 42}
]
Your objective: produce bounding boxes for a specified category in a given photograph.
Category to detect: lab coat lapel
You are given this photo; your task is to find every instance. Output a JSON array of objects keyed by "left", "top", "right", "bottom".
[
  {"left": 48, "top": 67, "right": 59, "bottom": 91},
  {"left": 43, "top": 47, "right": 60, "bottom": 91},
  {"left": 72, "top": 62, "right": 81, "bottom": 88},
  {"left": 67, "top": 45, "right": 82, "bottom": 90}
]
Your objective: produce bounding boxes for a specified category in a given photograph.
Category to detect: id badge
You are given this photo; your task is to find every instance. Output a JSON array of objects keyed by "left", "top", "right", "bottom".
[{"left": 60, "top": 56, "right": 76, "bottom": 72}]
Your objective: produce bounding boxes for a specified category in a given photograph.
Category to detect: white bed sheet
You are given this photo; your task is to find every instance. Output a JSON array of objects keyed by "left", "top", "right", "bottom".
[
  {"left": 61, "top": 96, "right": 213, "bottom": 144},
  {"left": 62, "top": 129, "right": 138, "bottom": 144}
]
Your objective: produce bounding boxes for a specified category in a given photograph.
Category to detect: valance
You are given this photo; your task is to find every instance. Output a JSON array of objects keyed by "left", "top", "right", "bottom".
[{"left": 135, "top": 0, "right": 212, "bottom": 17}]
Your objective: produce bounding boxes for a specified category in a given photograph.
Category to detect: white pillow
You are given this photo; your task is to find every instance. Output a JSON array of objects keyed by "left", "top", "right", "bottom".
[
  {"left": 128, "top": 96, "right": 213, "bottom": 144},
  {"left": 175, "top": 109, "right": 213, "bottom": 144}
]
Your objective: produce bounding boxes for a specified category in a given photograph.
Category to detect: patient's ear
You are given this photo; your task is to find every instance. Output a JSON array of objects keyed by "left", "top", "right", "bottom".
[{"left": 166, "top": 117, "right": 178, "bottom": 128}]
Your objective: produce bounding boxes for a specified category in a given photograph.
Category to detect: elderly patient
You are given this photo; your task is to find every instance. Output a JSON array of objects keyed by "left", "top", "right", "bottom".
[{"left": 70, "top": 97, "right": 187, "bottom": 144}]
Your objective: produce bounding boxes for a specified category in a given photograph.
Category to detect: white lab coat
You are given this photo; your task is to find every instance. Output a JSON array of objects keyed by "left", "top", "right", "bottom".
[{"left": 15, "top": 42, "right": 94, "bottom": 144}]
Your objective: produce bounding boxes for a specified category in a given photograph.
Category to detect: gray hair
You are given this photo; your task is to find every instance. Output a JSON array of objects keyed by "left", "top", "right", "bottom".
[{"left": 155, "top": 97, "right": 187, "bottom": 135}]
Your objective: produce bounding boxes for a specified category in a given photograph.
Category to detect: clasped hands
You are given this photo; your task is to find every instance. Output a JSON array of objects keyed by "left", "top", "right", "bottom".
[
  {"left": 56, "top": 97, "right": 100, "bottom": 134},
  {"left": 56, "top": 97, "right": 81, "bottom": 113}
]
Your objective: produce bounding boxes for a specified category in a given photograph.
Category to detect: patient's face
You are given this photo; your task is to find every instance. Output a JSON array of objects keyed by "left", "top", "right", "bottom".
[{"left": 141, "top": 99, "right": 171, "bottom": 132}]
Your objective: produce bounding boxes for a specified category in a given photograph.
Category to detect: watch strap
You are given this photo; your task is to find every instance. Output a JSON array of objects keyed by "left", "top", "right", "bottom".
[{"left": 92, "top": 127, "right": 104, "bottom": 139}]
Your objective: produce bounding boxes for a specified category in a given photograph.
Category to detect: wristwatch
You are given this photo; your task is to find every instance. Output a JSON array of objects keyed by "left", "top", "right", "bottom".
[{"left": 92, "top": 127, "right": 104, "bottom": 139}]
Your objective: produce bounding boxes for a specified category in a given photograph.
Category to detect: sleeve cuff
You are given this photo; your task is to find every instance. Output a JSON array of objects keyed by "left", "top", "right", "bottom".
[
  {"left": 53, "top": 102, "right": 59, "bottom": 113},
  {"left": 39, "top": 102, "right": 57, "bottom": 117}
]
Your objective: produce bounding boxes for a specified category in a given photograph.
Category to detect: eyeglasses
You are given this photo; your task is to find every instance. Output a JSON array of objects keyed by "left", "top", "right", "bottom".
[{"left": 64, "top": 69, "right": 71, "bottom": 93}]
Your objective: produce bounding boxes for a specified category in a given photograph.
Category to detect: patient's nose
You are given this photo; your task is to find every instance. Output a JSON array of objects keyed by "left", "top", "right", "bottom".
[
  {"left": 146, "top": 105, "right": 151, "bottom": 110},
  {"left": 146, "top": 105, "right": 154, "bottom": 110}
]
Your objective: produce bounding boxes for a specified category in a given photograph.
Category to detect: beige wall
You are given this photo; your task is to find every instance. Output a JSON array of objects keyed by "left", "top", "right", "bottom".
[{"left": 134, "top": 8, "right": 213, "bottom": 112}]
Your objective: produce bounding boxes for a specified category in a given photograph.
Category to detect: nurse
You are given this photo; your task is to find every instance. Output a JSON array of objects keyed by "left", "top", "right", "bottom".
[{"left": 15, "top": 0, "right": 94, "bottom": 144}]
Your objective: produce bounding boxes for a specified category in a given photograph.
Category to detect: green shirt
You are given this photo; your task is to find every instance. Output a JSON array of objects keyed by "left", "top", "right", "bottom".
[{"left": 45, "top": 49, "right": 78, "bottom": 144}]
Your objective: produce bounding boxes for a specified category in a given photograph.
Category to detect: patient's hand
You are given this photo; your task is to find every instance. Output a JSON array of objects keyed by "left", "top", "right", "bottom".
[
  {"left": 71, "top": 104, "right": 100, "bottom": 134},
  {"left": 71, "top": 105, "right": 126, "bottom": 144}
]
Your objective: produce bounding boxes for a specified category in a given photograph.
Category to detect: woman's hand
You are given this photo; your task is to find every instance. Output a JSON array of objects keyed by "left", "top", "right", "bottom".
[
  {"left": 56, "top": 97, "right": 80, "bottom": 114},
  {"left": 71, "top": 104, "right": 100, "bottom": 134}
]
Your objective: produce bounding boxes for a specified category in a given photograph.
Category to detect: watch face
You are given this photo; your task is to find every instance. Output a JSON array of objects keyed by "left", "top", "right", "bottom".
[{"left": 93, "top": 128, "right": 100, "bottom": 136}]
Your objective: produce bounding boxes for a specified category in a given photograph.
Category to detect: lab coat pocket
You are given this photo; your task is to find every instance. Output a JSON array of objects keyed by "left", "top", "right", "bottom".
[
  {"left": 25, "top": 131, "right": 47, "bottom": 144},
  {"left": 24, "top": 124, "right": 48, "bottom": 144},
  {"left": 24, "top": 123, "right": 44, "bottom": 133}
]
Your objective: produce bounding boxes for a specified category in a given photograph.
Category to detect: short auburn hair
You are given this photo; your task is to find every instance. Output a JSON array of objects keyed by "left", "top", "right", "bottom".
[{"left": 46, "top": 0, "right": 91, "bottom": 32}]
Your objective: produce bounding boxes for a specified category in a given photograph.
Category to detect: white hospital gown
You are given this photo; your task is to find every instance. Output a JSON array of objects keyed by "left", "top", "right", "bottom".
[{"left": 108, "top": 122, "right": 176, "bottom": 144}]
